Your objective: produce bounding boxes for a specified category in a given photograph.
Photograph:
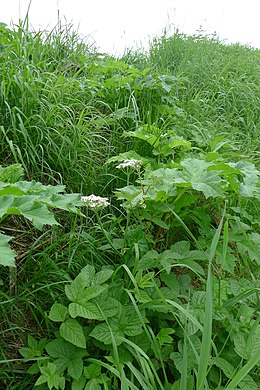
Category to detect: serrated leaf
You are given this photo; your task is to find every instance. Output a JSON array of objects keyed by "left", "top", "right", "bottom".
[
  {"left": 95, "top": 297, "right": 121, "bottom": 318},
  {"left": 157, "top": 328, "right": 175, "bottom": 346},
  {"left": 60, "top": 319, "right": 86, "bottom": 348},
  {"left": 72, "top": 376, "right": 86, "bottom": 390},
  {"left": 214, "top": 357, "right": 235, "bottom": 379},
  {"left": 94, "top": 269, "right": 114, "bottom": 285},
  {"left": 46, "top": 339, "right": 86, "bottom": 380},
  {"left": 240, "top": 374, "right": 258, "bottom": 390},
  {"left": 49, "top": 303, "right": 68, "bottom": 322},
  {"left": 84, "top": 363, "right": 101, "bottom": 379},
  {"left": 181, "top": 158, "right": 224, "bottom": 198},
  {"left": 0, "top": 233, "right": 16, "bottom": 267},
  {"left": 35, "top": 362, "right": 65, "bottom": 390},
  {"left": 234, "top": 333, "right": 247, "bottom": 359},
  {"left": 90, "top": 323, "right": 124, "bottom": 345},
  {"left": 69, "top": 302, "right": 103, "bottom": 320},
  {"left": 85, "top": 379, "right": 102, "bottom": 390},
  {"left": 65, "top": 266, "right": 96, "bottom": 301}
]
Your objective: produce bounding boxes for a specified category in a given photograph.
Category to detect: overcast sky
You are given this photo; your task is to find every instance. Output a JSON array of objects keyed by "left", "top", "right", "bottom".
[{"left": 1, "top": 0, "right": 260, "bottom": 55}]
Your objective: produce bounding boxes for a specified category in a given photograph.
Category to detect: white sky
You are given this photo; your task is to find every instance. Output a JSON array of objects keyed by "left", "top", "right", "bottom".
[{"left": 1, "top": 0, "right": 260, "bottom": 55}]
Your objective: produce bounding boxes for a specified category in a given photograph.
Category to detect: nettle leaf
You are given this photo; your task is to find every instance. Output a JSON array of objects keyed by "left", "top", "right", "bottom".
[
  {"left": 46, "top": 339, "right": 87, "bottom": 380},
  {"left": 49, "top": 303, "right": 68, "bottom": 322},
  {"left": 69, "top": 302, "right": 103, "bottom": 320},
  {"left": 60, "top": 319, "right": 86, "bottom": 348},
  {"left": 0, "top": 232, "right": 16, "bottom": 267},
  {"left": 170, "top": 338, "right": 197, "bottom": 374},
  {"left": 111, "top": 306, "right": 144, "bottom": 338}
]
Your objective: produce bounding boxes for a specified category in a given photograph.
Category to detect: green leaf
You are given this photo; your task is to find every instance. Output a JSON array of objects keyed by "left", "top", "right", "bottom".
[
  {"left": 214, "top": 357, "right": 235, "bottom": 379},
  {"left": 90, "top": 323, "right": 124, "bottom": 346},
  {"left": 19, "top": 334, "right": 46, "bottom": 361},
  {"left": 49, "top": 303, "right": 68, "bottom": 322},
  {"left": 0, "top": 163, "right": 24, "bottom": 182},
  {"left": 181, "top": 158, "right": 224, "bottom": 198},
  {"left": 0, "top": 233, "right": 16, "bottom": 267},
  {"left": 225, "top": 348, "right": 260, "bottom": 389},
  {"left": 85, "top": 379, "right": 102, "bottom": 390},
  {"left": 46, "top": 339, "right": 87, "bottom": 380},
  {"left": 124, "top": 125, "right": 161, "bottom": 147},
  {"left": 94, "top": 297, "right": 121, "bottom": 318},
  {"left": 60, "top": 319, "right": 86, "bottom": 348},
  {"left": 72, "top": 376, "right": 86, "bottom": 390},
  {"left": 234, "top": 333, "right": 247, "bottom": 359},
  {"left": 84, "top": 363, "right": 101, "bottom": 379},
  {"left": 0, "top": 195, "right": 16, "bottom": 218},
  {"left": 35, "top": 362, "right": 65, "bottom": 390},
  {"left": 94, "top": 269, "right": 114, "bottom": 285},
  {"left": 69, "top": 302, "right": 103, "bottom": 320},
  {"left": 157, "top": 328, "right": 175, "bottom": 346},
  {"left": 65, "top": 266, "right": 96, "bottom": 301}
]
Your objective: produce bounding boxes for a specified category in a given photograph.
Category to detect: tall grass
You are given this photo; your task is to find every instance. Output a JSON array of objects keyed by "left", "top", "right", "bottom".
[
  {"left": 124, "top": 32, "right": 260, "bottom": 157},
  {"left": 0, "top": 21, "right": 259, "bottom": 389}
]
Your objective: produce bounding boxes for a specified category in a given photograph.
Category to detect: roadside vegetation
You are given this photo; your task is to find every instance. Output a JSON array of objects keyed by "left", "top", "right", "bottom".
[{"left": 0, "top": 20, "right": 259, "bottom": 390}]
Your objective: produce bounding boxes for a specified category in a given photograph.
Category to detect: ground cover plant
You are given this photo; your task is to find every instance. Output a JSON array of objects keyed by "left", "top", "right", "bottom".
[{"left": 0, "top": 20, "right": 259, "bottom": 389}]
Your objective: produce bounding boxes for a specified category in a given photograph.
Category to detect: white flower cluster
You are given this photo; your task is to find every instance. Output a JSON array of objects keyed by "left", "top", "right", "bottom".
[
  {"left": 80, "top": 194, "right": 110, "bottom": 209},
  {"left": 116, "top": 159, "right": 141, "bottom": 170}
]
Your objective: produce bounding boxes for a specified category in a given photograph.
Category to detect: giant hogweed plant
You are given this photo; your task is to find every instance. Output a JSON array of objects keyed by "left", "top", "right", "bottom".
[
  {"left": 0, "top": 163, "right": 83, "bottom": 267},
  {"left": 21, "top": 128, "right": 260, "bottom": 389}
]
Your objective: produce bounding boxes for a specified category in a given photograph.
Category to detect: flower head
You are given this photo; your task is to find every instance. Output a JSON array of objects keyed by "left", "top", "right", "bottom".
[
  {"left": 116, "top": 159, "right": 141, "bottom": 170},
  {"left": 80, "top": 194, "right": 110, "bottom": 209}
]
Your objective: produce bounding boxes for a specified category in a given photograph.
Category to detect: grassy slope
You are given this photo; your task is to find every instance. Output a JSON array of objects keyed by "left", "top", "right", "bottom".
[{"left": 0, "top": 23, "right": 259, "bottom": 388}]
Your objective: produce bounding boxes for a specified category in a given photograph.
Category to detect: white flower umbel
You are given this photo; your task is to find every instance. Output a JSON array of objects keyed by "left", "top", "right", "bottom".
[
  {"left": 80, "top": 194, "right": 110, "bottom": 209},
  {"left": 116, "top": 159, "right": 141, "bottom": 170}
]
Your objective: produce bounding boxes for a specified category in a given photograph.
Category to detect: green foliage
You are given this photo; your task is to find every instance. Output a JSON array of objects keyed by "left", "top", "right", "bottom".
[
  {"left": 0, "top": 19, "right": 259, "bottom": 390},
  {"left": 0, "top": 163, "right": 82, "bottom": 266}
]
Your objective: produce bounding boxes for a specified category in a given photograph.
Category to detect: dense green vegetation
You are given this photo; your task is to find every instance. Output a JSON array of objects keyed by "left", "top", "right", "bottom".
[{"left": 0, "top": 20, "right": 259, "bottom": 389}]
